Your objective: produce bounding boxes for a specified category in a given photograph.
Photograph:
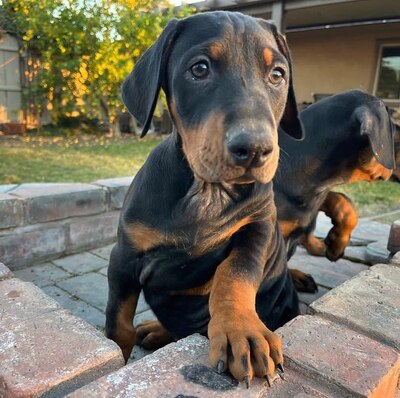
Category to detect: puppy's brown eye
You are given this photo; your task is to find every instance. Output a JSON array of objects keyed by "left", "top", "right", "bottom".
[
  {"left": 191, "top": 62, "right": 209, "bottom": 79},
  {"left": 268, "top": 68, "right": 285, "bottom": 85}
]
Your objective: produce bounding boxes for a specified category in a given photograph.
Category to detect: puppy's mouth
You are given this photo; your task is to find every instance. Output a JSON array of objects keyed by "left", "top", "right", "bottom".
[{"left": 195, "top": 156, "right": 277, "bottom": 185}]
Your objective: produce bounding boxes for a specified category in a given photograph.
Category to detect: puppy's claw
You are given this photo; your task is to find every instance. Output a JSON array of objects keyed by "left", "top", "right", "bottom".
[
  {"left": 277, "top": 363, "right": 284, "bottom": 373},
  {"left": 265, "top": 375, "right": 271, "bottom": 387},
  {"left": 278, "top": 372, "right": 285, "bottom": 380},
  {"left": 244, "top": 375, "right": 250, "bottom": 389},
  {"left": 217, "top": 360, "right": 224, "bottom": 374}
]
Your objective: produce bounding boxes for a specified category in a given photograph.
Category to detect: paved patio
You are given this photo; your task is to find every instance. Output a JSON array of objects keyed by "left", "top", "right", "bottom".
[{"left": 13, "top": 213, "right": 395, "bottom": 363}]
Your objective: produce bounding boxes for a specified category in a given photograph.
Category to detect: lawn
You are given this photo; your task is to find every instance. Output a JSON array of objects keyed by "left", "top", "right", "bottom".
[
  {"left": 0, "top": 134, "right": 161, "bottom": 184},
  {"left": 1, "top": 133, "right": 399, "bottom": 217}
]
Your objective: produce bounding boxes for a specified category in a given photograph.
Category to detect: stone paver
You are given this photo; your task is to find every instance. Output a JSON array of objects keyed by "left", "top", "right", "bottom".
[
  {"left": 311, "top": 264, "right": 400, "bottom": 350},
  {"left": 0, "top": 193, "right": 22, "bottom": 229},
  {"left": 94, "top": 177, "right": 133, "bottom": 209},
  {"left": 68, "top": 211, "right": 119, "bottom": 252},
  {"left": 366, "top": 239, "right": 391, "bottom": 264},
  {"left": 9, "top": 183, "right": 107, "bottom": 223},
  {"left": 0, "top": 277, "right": 124, "bottom": 397},
  {"left": 57, "top": 272, "right": 109, "bottom": 312},
  {"left": 14, "top": 262, "right": 71, "bottom": 287},
  {"left": 43, "top": 285, "right": 106, "bottom": 330},
  {"left": 0, "top": 225, "right": 66, "bottom": 270},
  {"left": 277, "top": 315, "right": 400, "bottom": 398},
  {"left": 67, "top": 334, "right": 269, "bottom": 398},
  {"left": 53, "top": 252, "right": 108, "bottom": 274},
  {"left": 98, "top": 266, "right": 108, "bottom": 276},
  {"left": 90, "top": 243, "right": 115, "bottom": 261}
]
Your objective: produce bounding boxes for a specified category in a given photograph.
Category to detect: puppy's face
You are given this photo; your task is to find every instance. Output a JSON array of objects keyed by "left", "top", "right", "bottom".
[{"left": 166, "top": 14, "right": 292, "bottom": 184}]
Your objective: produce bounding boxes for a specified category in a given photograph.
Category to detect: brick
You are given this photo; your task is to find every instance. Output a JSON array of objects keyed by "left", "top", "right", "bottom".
[
  {"left": 0, "top": 278, "right": 62, "bottom": 324},
  {"left": 277, "top": 315, "right": 400, "bottom": 398},
  {"left": 53, "top": 252, "right": 108, "bottom": 274},
  {"left": 94, "top": 176, "right": 133, "bottom": 209},
  {"left": 0, "top": 278, "right": 123, "bottom": 397},
  {"left": 68, "top": 334, "right": 268, "bottom": 398},
  {"left": 0, "top": 309, "right": 124, "bottom": 397},
  {"left": 388, "top": 220, "right": 400, "bottom": 254},
  {"left": 10, "top": 183, "right": 107, "bottom": 223},
  {"left": 57, "top": 272, "right": 109, "bottom": 311},
  {"left": 366, "top": 240, "right": 390, "bottom": 264},
  {"left": 261, "top": 368, "right": 344, "bottom": 398},
  {"left": 14, "top": 262, "right": 71, "bottom": 287},
  {"left": 68, "top": 212, "right": 119, "bottom": 252},
  {"left": 0, "top": 193, "right": 22, "bottom": 229},
  {"left": 0, "top": 226, "right": 66, "bottom": 270},
  {"left": 310, "top": 265, "right": 400, "bottom": 350},
  {"left": 0, "top": 262, "right": 13, "bottom": 281}
]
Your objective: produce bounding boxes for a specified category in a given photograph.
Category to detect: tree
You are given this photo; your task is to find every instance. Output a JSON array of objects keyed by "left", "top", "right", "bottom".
[{"left": 0, "top": 0, "right": 194, "bottom": 132}]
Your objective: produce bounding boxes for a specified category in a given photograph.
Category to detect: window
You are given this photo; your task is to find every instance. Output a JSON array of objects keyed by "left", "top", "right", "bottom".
[{"left": 374, "top": 45, "right": 400, "bottom": 101}]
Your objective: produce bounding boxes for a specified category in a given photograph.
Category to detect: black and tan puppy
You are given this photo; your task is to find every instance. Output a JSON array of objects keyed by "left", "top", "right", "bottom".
[
  {"left": 275, "top": 90, "right": 396, "bottom": 291},
  {"left": 105, "top": 11, "right": 303, "bottom": 385}
]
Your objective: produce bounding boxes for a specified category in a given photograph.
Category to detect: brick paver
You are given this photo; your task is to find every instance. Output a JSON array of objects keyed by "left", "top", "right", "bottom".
[
  {"left": 277, "top": 315, "right": 400, "bottom": 398},
  {"left": 0, "top": 277, "right": 124, "bottom": 397},
  {"left": 310, "top": 264, "right": 400, "bottom": 350}
]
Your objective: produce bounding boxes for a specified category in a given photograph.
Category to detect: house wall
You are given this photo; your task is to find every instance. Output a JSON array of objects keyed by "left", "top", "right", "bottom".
[
  {"left": 0, "top": 33, "right": 23, "bottom": 123},
  {"left": 287, "top": 22, "right": 400, "bottom": 107}
]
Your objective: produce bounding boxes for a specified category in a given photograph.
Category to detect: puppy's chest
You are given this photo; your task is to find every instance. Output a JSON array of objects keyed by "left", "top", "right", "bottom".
[{"left": 127, "top": 185, "right": 270, "bottom": 255}]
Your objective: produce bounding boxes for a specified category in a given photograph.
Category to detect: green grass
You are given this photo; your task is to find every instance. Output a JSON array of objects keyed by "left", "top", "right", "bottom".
[
  {"left": 0, "top": 135, "right": 161, "bottom": 184},
  {"left": 1, "top": 133, "right": 399, "bottom": 217},
  {"left": 338, "top": 181, "right": 400, "bottom": 217}
]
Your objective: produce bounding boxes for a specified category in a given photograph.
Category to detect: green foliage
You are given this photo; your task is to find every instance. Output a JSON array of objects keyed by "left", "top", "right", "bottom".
[{"left": 0, "top": 0, "right": 194, "bottom": 127}]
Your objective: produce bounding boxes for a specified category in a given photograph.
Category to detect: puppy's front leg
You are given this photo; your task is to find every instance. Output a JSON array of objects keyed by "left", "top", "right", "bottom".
[
  {"left": 321, "top": 191, "right": 358, "bottom": 261},
  {"left": 208, "top": 222, "right": 283, "bottom": 385}
]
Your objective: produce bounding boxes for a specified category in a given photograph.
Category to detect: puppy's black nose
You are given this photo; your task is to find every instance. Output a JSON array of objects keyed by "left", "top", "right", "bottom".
[{"left": 227, "top": 134, "right": 273, "bottom": 168}]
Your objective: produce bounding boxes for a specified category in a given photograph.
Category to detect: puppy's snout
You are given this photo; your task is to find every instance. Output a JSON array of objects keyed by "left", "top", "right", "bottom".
[{"left": 227, "top": 133, "right": 273, "bottom": 168}]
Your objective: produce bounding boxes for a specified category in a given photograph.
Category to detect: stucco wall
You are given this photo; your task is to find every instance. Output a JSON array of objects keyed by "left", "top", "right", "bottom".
[{"left": 287, "top": 23, "right": 400, "bottom": 106}]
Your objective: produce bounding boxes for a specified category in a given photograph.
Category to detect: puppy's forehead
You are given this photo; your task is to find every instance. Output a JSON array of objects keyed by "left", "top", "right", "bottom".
[{"left": 172, "top": 12, "right": 278, "bottom": 57}]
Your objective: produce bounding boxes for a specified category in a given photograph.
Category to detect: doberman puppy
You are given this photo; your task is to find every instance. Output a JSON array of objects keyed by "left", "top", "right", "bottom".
[
  {"left": 275, "top": 90, "right": 396, "bottom": 291},
  {"left": 105, "top": 11, "right": 303, "bottom": 385}
]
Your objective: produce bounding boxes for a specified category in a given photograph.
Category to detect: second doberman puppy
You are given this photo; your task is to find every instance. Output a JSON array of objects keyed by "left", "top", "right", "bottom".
[
  {"left": 105, "top": 11, "right": 303, "bottom": 385},
  {"left": 275, "top": 90, "right": 396, "bottom": 292}
]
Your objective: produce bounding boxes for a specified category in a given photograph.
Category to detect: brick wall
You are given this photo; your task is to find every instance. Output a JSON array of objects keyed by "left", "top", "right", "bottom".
[{"left": 0, "top": 177, "right": 133, "bottom": 270}]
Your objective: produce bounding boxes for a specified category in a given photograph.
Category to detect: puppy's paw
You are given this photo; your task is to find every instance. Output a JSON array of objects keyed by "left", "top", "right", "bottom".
[
  {"left": 324, "top": 229, "right": 349, "bottom": 261},
  {"left": 290, "top": 269, "right": 318, "bottom": 293},
  {"left": 208, "top": 311, "right": 283, "bottom": 387},
  {"left": 136, "top": 320, "right": 174, "bottom": 350}
]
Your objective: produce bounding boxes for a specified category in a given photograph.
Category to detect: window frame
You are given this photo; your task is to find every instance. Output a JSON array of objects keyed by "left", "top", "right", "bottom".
[{"left": 373, "top": 43, "right": 400, "bottom": 103}]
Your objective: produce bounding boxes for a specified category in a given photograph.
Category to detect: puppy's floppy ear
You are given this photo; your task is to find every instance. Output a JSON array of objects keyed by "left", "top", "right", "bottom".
[
  {"left": 269, "top": 23, "right": 304, "bottom": 140},
  {"left": 354, "top": 102, "right": 396, "bottom": 169},
  {"left": 122, "top": 19, "right": 179, "bottom": 138}
]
